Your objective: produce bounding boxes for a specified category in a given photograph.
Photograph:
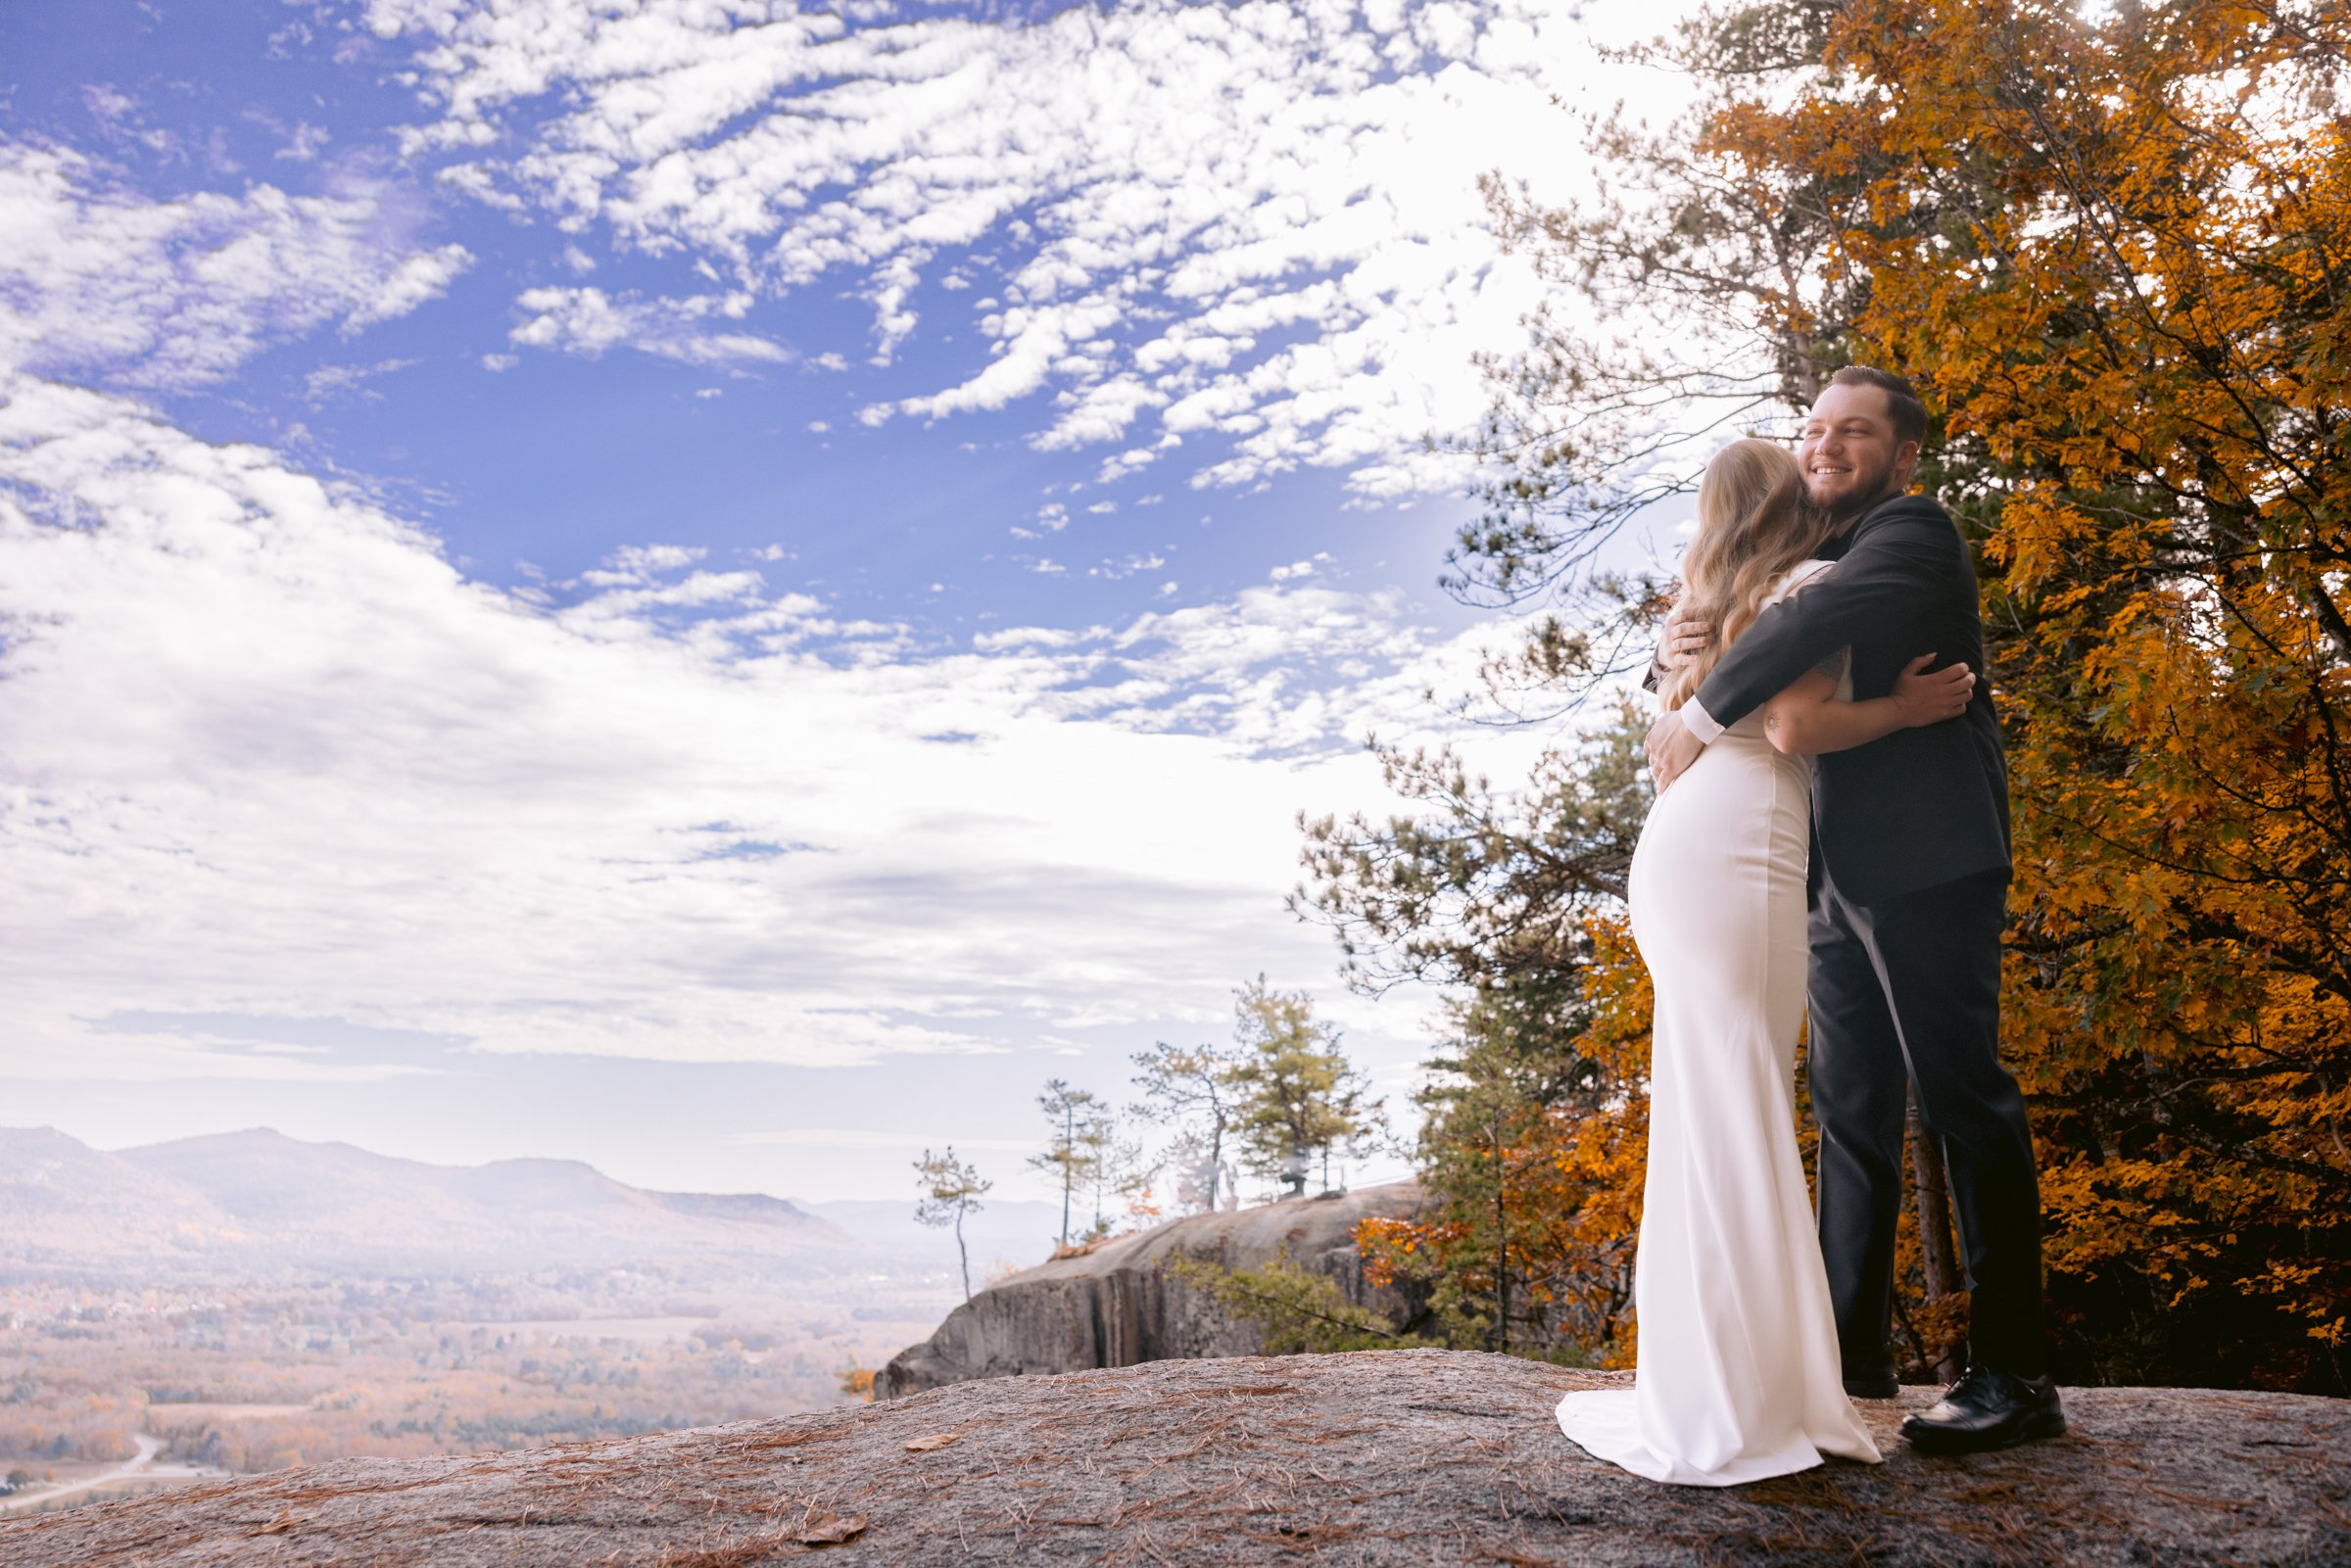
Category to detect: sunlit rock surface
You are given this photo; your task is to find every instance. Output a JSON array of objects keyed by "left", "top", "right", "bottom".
[{"left": 6, "top": 1350, "right": 2346, "bottom": 1566}]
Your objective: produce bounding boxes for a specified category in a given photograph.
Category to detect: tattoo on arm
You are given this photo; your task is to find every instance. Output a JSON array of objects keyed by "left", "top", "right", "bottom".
[{"left": 1765, "top": 710, "right": 1782, "bottom": 736}]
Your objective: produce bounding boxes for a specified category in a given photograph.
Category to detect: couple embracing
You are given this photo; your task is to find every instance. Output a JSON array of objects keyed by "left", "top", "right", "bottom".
[{"left": 1555, "top": 367, "right": 2063, "bottom": 1486}]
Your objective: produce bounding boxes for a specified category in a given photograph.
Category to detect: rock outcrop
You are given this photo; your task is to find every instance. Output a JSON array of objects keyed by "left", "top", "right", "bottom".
[
  {"left": 7, "top": 1350, "right": 2346, "bottom": 1566},
  {"left": 877, "top": 1182, "right": 1423, "bottom": 1400}
]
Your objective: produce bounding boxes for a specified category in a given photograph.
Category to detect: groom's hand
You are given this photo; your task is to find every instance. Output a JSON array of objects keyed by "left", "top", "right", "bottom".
[
  {"left": 1892, "top": 653, "right": 1975, "bottom": 726},
  {"left": 1646, "top": 707, "right": 1704, "bottom": 792}
]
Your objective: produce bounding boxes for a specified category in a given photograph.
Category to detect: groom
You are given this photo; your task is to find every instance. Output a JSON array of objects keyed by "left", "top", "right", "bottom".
[{"left": 1646, "top": 366, "right": 2063, "bottom": 1453}]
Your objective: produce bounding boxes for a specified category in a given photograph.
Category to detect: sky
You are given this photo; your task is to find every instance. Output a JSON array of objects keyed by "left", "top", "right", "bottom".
[{"left": 0, "top": 0, "right": 1697, "bottom": 1205}]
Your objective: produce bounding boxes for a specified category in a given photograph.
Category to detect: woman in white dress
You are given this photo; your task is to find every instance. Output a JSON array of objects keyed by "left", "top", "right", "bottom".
[{"left": 1556, "top": 438, "right": 1976, "bottom": 1486}]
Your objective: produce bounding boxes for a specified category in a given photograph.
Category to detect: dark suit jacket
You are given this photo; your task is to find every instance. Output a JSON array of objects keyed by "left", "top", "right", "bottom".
[{"left": 1688, "top": 492, "right": 2012, "bottom": 905}]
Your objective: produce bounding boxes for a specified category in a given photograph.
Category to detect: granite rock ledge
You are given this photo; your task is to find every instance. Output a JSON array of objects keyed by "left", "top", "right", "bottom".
[
  {"left": 4, "top": 1349, "right": 2347, "bottom": 1567},
  {"left": 877, "top": 1181, "right": 1425, "bottom": 1400}
]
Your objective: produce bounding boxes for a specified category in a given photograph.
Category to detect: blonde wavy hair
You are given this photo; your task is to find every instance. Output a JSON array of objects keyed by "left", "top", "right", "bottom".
[{"left": 1658, "top": 438, "right": 1834, "bottom": 711}]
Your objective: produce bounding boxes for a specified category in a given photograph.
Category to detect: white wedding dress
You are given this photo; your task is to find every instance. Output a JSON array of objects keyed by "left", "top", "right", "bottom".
[{"left": 1556, "top": 560, "right": 1882, "bottom": 1486}]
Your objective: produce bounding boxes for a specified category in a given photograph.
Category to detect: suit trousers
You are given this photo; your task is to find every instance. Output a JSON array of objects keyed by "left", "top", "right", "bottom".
[{"left": 1806, "top": 867, "right": 2048, "bottom": 1378}]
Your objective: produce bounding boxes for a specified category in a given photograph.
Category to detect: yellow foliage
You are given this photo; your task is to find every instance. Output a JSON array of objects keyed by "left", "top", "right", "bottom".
[{"left": 1703, "top": 0, "right": 2351, "bottom": 1389}]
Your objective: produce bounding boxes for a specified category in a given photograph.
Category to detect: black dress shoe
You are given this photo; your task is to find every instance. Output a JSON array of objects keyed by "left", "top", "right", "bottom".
[
  {"left": 1900, "top": 1363, "right": 2066, "bottom": 1453},
  {"left": 1843, "top": 1370, "right": 1899, "bottom": 1400}
]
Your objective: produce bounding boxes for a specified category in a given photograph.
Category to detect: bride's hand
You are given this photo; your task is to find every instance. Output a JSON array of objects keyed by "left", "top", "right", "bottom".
[
  {"left": 1659, "top": 610, "right": 1712, "bottom": 670},
  {"left": 1892, "top": 653, "right": 1975, "bottom": 726}
]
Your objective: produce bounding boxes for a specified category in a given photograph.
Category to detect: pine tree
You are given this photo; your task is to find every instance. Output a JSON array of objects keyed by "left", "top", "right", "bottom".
[
  {"left": 1028, "top": 1078, "right": 1098, "bottom": 1251},
  {"left": 912, "top": 1147, "right": 991, "bottom": 1302},
  {"left": 1128, "top": 1039, "right": 1244, "bottom": 1212},
  {"left": 1076, "top": 1107, "right": 1117, "bottom": 1242},
  {"left": 1226, "top": 979, "right": 1381, "bottom": 1199}
]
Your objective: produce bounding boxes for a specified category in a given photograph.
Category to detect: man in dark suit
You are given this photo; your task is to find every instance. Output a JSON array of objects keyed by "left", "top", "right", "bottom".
[{"left": 1645, "top": 366, "right": 2062, "bottom": 1453}]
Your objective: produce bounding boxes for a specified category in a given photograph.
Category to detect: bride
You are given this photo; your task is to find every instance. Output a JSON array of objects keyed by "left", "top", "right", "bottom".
[{"left": 1556, "top": 438, "right": 1975, "bottom": 1486}]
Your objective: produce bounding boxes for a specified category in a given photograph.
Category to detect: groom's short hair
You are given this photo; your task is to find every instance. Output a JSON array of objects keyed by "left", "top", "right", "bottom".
[{"left": 1827, "top": 365, "right": 1928, "bottom": 450}]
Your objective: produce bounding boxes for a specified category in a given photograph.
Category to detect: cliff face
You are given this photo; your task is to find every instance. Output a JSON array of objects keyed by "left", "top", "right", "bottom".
[
  {"left": 7, "top": 1351, "right": 2346, "bottom": 1567},
  {"left": 877, "top": 1181, "right": 1424, "bottom": 1400}
]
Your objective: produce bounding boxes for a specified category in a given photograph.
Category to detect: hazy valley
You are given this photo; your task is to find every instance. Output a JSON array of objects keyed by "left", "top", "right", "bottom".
[{"left": 0, "top": 1126, "right": 1061, "bottom": 1516}]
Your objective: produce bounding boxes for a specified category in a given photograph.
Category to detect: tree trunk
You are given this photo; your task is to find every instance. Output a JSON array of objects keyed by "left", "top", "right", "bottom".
[
  {"left": 1060, "top": 1106, "right": 1074, "bottom": 1249},
  {"left": 954, "top": 1206, "right": 972, "bottom": 1302},
  {"left": 1491, "top": 1102, "right": 1510, "bottom": 1355},
  {"left": 1907, "top": 1088, "right": 1965, "bottom": 1381}
]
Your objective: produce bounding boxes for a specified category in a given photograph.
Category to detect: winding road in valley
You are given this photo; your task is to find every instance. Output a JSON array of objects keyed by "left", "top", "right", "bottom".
[{"left": 0, "top": 1434, "right": 224, "bottom": 1516}]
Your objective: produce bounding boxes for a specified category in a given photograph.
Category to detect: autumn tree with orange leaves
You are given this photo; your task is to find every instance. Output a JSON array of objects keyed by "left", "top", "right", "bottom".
[
  {"left": 1307, "top": 0, "right": 2350, "bottom": 1392},
  {"left": 1297, "top": 710, "right": 1655, "bottom": 1360}
]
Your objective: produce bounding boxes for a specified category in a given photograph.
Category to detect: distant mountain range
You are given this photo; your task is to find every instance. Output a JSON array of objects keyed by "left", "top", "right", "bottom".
[
  {"left": 0, "top": 1125, "right": 870, "bottom": 1284},
  {"left": 0, "top": 1124, "right": 1074, "bottom": 1288}
]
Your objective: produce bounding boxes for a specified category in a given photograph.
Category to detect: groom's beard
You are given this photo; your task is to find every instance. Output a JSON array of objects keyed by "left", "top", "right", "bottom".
[{"left": 1809, "top": 461, "right": 1899, "bottom": 532}]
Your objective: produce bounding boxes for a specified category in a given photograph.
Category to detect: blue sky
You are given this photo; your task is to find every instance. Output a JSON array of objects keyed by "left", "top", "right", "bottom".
[{"left": 0, "top": 0, "right": 1689, "bottom": 1205}]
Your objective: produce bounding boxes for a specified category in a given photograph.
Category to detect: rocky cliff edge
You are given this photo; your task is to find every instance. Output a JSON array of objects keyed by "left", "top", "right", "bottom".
[
  {"left": 877, "top": 1181, "right": 1424, "bottom": 1400},
  {"left": 3, "top": 1350, "right": 2345, "bottom": 1567}
]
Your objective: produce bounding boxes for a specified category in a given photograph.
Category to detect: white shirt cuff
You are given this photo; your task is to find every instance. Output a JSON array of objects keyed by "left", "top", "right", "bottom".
[{"left": 1680, "top": 694, "right": 1724, "bottom": 744}]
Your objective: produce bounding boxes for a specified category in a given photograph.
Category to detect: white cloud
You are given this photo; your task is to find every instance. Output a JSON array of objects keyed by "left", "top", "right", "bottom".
[
  {"left": 1098, "top": 446, "right": 1161, "bottom": 484},
  {"left": 1010, "top": 500, "right": 1069, "bottom": 541},
  {"left": 350, "top": 243, "right": 476, "bottom": 329},
  {"left": 302, "top": 356, "right": 423, "bottom": 407},
  {"left": 435, "top": 161, "right": 524, "bottom": 211},
  {"left": 0, "top": 371, "right": 1538, "bottom": 1079},
  {"left": 272, "top": 121, "right": 332, "bottom": 163},
  {"left": 581, "top": 542, "right": 708, "bottom": 585},
  {"left": 1087, "top": 552, "right": 1166, "bottom": 581},
  {"left": 362, "top": 0, "right": 1627, "bottom": 499},
  {"left": 0, "top": 141, "right": 473, "bottom": 389},
  {"left": 508, "top": 284, "right": 793, "bottom": 367},
  {"left": 726, "top": 1129, "right": 1032, "bottom": 1152}
]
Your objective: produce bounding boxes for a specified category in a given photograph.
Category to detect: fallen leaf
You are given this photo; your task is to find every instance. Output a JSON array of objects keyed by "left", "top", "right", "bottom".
[
  {"left": 795, "top": 1511, "right": 869, "bottom": 1546},
  {"left": 901, "top": 1432, "right": 958, "bottom": 1452}
]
